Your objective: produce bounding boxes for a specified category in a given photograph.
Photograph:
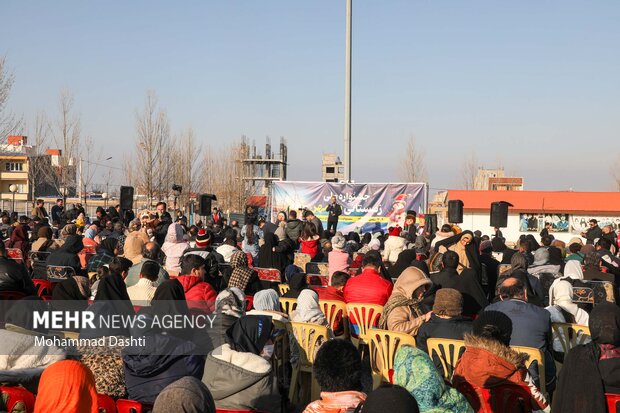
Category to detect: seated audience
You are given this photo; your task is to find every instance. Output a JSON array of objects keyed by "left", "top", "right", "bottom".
[
  {"left": 546, "top": 279, "right": 589, "bottom": 354},
  {"left": 583, "top": 251, "right": 616, "bottom": 283},
  {"left": 123, "top": 219, "right": 150, "bottom": 264},
  {"left": 552, "top": 302, "right": 620, "bottom": 412},
  {"left": 127, "top": 260, "right": 159, "bottom": 305},
  {"left": 31, "top": 226, "right": 60, "bottom": 252},
  {"left": 0, "top": 241, "right": 36, "bottom": 294},
  {"left": 216, "top": 229, "right": 240, "bottom": 262},
  {"left": 203, "top": 315, "right": 280, "bottom": 412},
  {"left": 161, "top": 223, "right": 189, "bottom": 274},
  {"left": 303, "top": 339, "right": 367, "bottom": 413},
  {"left": 87, "top": 237, "right": 118, "bottom": 272},
  {"left": 227, "top": 250, "right": 262, "bottom": 296},
  {"left": 344, "top": 252, "right": 393, "bottom": 305},
  {"left": 125, "top": 242, "right": 170, "bottom": 287},
  {"left": 379, "top": 266, "right": 431, "bottom": 336},
  {"left": 416, "top": 288, "right": 473, "bottom": 355},
  {"left": 34, "top": 360, "right": 99, "bottom": 413},
  {"left": 393, "top": 346, "right": 473, "bottom": 413},
  {"left": 317, "top": 270, "right": 349, "bottom": 302},
  {"left": 176, "top": 254, "right": 217, "bottom": 313},
  {"left": 328, "top": 234, "right": 351, "bottom": 279},
  {"left": 453, "top": 310, "right": 549, "bottom": 412},
  {"left": 153, "top": 376, "right": 216, "bottom": 413},
  {"left": 283, "top": 271, "right": 310, "bottom": 298},
  {"left": 248, "top": 289, "right": 289, "bottom": 322},
  {"left": 46, "top": 234, "right": 84, "bottom": 276}
]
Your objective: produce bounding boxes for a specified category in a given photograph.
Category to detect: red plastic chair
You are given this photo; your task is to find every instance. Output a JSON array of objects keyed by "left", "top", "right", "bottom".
[
  {"left": 607, "top": 393, "right": 620, "bottom": 413},
  {"left": 455, "top": 380, "right": 533, "bottom": 413},
  {"left": 0, "top": 291, "right": 26, "bottom": 300},
  {"left": 255, "top": 267, "right": 281, "bottom": 282},
  {"left": 116, "top": 399, "right": 152, "bottom": 413},
  {"left": 245, "top": 295, "right": 254, "bottom": 311},
  {"left": 0, "top": 386, "right": 35, "bottom": 412},
  {"left": 97, "top": 393, "right": 117, "bottom": 413},
  {"left": 6, "top": 248, "right": 24, "bottom": 263},
  {"left": 32, "top": 279, "right": 53, "bottom": 297}
]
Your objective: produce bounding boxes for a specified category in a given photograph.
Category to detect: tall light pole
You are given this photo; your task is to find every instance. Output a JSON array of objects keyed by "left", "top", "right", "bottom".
[
  {"left": 8, "top": 184, "right": 17, "bottom": 213},
  {"left": 343, "top": 0, "right": 352, "bottom": 182}
]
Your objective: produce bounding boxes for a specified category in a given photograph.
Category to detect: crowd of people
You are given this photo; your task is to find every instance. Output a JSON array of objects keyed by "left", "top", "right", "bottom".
[{"left": 0, "top": 201, "right": 619, "bottom": 413}]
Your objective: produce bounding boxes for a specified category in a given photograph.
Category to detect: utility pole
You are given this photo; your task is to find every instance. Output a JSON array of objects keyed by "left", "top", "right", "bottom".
[{"left": 343, "top": 0, "right": 352, "bottom": 182}]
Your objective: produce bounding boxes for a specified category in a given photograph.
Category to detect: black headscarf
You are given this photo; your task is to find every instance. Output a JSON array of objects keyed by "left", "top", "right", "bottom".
[
  {"left": 358, "top": 384, "right": 420, "bottom": 413},
  {"left": 5, "top": 296, "right": 50, "bottom": 333},
  {"left": 149, "top": 279, "right": 190, "bottom": 317},
  {"left": 389, "top": 249, "right": 428, "bottom": 278},
  {"left": 590, "top": 302, "right": 620, "bottom": 346},
  {"left": 94, "top": 274, "right": 134, "bottom": 318},
  {"left": 99, "top": 238, "right": 118, "bottom": 254},
  {"left": 258, "top": 232, "right": 282, "bottom": 269},
  {"left": 52, "top": 277, "right": 89, "bottom": 301},
  {"left": 226, "top": 315, "right": 273, "bottom": 355},
  {"left": 60, "top": 235, "right": 84, "bottom": 254},
  {"left": 283, "top": 272, "right": 308, "bottom": 298}
]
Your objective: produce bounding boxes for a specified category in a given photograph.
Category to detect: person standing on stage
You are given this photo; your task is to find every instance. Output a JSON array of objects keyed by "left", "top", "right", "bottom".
[{"left": 326, "top": 196, "right": 342, "bottom": 235}]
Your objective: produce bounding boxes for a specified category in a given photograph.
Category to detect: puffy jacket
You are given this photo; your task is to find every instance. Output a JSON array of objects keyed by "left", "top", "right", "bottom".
[
  {"left": 453, "top": 334, "right": 549, "bottom": 412},
  {"left": 123, "top": 334, "right": 205, "bottom": 404},
  {"left": 0, "top": 256, "right": 36, "bottom": 295},
  {"left": 285, "top": 219, "right": 304, "bottom": 242},
  {"left": 203, "top": 343, "right": 281, "bottom": 413},
  {"left": 46, "top": 235, "right": 84, "bottom": 274},
  {"left": 176, "top": 275, "right": 217, "bottom": 313},
  {"left": 385, "top": 267, "right": 432, "bottom": 336},
  {"left": 343, "top": 267, "right": 393, "bottom": 305}
]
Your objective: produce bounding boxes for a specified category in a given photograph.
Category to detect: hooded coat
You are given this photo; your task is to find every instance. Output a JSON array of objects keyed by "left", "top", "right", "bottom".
[
  {"left": 381, "top": 267, "right": 432, "bottom": 336},
  {"left": 46, "top": 234, "right": 84, "bottom": 274}
]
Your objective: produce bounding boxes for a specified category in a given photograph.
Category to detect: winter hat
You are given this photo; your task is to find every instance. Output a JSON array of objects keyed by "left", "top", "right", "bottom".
[
  {"left": 473, "top": 310, "right": 513, "bottom": 346},
  {"left": 389, "top": 226, "right": 402, "bottom": 237},
  {"left": 195, "top": 229, "right": 210, "bottom": 248},
  {"left": 331, "top": 234, "right": 346, "bottom": 250},
  {"left": 368, "top": 239, "right": 381, "bottom": 251},
  {"left": 405, "top": 211, "right": 417, "bottom": 221},
  {"left": 432, "top": 288, "right": 463, "bottom": 317}
]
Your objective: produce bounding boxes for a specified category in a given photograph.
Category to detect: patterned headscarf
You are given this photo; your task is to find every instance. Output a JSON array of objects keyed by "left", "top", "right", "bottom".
[
  {"left": 215, "top": 288, "right": 246, "bottom": 318},
  {"left": 228, "top": 251, "right": 255, "bottom": 292},
  {"left": 394, "top": 346, "right": 473, "bottom": 413}
]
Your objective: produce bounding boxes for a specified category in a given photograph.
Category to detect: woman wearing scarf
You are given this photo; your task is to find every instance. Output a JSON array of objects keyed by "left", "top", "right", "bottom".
[
  {"left": 87, "top": 237, "right": 118, "bottom": 272},
  {"left": 436, "top": 230, "right": 479, "bottom": 275},
  {"left": 203, "top": 315, "right": 280, "bottom": 413},
  {"left": 33, "top": 360, "right": 98, "bottom": 413},
  {"left": 394, "top": 346, "right": 473, "bottom": 413},
  {"left": 123, "top": 279, "right": 205, "bottom": 404},
  {"left": 248, "top": 289, "right": 289, "bottom": 322},
  {"left": 545, "top": 279, "right": 590, "bottom": 359},
  {"left": 93, "top": 274, "right": 135, "bottom": 322},
  {"left": 31, "top": 226, "right": 59, "bottom": 252},
  {"left": 290, "top": 289, "right": 333, "bottom": 368},
  {"left": 389, "top": 249, "right": 429, "bottom": 278},
  {"left": 379, "top": 267, "right": 432, "bottom": 336},
  {"left": 552, "top": 303, "right": 620, "bottom": 413},
  {"left": 46, "top": 234, "right": 84, "bottom": 276},
  {"left": 51, "top": 276, "right": 90, "bottom": 312},
  {"left": 214, "top": 287, "right": 246, "bottom": 339},
  {"left": 8, "top": 217, "right": 30, "bottom": 258},
  {"left": 228, "top": 250, "right": 261, "bottom": 295},
  {"left": 153, "top": 376, "right": 216, "bottom": 413},
  {"left": 162, "top": 223, "right": 188, "bottom": 275},
  {"left": 124, "top": 219, "right": 149, "bottom": 264},
  {"left": 283, "top": 271, "right": 309, "bottom": 298}
]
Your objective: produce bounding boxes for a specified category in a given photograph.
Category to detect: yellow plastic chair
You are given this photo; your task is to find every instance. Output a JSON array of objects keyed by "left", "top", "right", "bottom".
[
  {"left": 368, "top": 329, "right": 416, "bottom": 388},
  {"left": 551, "top": 323, "right": 591, "bottom": 354},
  {"left": 287, "top": 321, "right": 329, "bottom": 405},
  {"left": 346, "top": 303, "right": 383, "bottom": 348},
  {"left": 279, "top": 297, "right": 298, "bottom": 316},
  {"left": 278, "top": 284, "right": 290, "bottom": 296},
  {"left": 271, "top": 318, "right": 289, "bottom": 410},
  {"left": 511, "top": 345, "right": 546, "bottom": 395},
  {"left": 320, "top": 299, "right": 349, "bottom": 339},
  {"left": 426, "top": 338, "right": 466, "bottom": 380}
]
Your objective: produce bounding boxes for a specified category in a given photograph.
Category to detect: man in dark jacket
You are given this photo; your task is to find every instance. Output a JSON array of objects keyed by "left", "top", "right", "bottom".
[
  {"left": 416, "top": 288, "right": 473, "bottom": 355},
  {"left": 303, "top": 209, "right": 324, "bottom": 239},
  {"left": 285, "top": 210, "right": 304, "bottom": 244},
  {"left": 581, "top": 219, "right": 603, "bottom": 245},
  {"left": 46, "top": 235, "right": 84, "bottom": 275},
  {"left": 326, "top": 196, "right": 342, "bottom": 235},
  {"left": 51, "top": 198, "right": 64, "bottom": 227},
  {"left": 430, "top": 251, "right": 488, "bottom": 315},
  {"left": 0, "top": 241, "right": 36, "bottom": 295}
]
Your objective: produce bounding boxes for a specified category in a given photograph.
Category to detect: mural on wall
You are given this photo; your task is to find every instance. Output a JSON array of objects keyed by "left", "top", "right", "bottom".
[
  {"left": 519, "top": 213, "right": 569, "bottom": 233},
  {"left": 570, "top": 216, "right": 620, "bottom": 234}
]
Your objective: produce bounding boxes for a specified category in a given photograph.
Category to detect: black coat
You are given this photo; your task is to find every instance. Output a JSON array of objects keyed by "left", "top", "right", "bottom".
[
  {"left": 430, "top": 267, "right": 489, "bottom": 315},
  {"left": 416, "top": 314, "right": 473, "bottom": 355},
  {"left": 0, "top": 256, "right": 36, "bottom": 295},
  {"left": 46, "top": 235, "right": 84, "bottom": 274}
]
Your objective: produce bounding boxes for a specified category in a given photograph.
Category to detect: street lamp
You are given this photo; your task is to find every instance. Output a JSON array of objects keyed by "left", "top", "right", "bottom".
[
  {"left": 102, "top": 192, "right": 108, "bottom": 208},
  {"left": 8, "top": 184, "right": 17, "bottom": 213}
]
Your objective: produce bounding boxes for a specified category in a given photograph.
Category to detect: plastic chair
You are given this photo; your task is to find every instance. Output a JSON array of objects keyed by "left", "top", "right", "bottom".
[
  {"left": 46, "top": 265, "right": 76, "bottom": 282},
  {"left": 279, "top": 297, "right": 297, "bottom": 316},
  {"left": 551, "top": 323, "right": 591, "bottom": 354},
  {"left": 426, "top": 338, "right": 466, "bottom": 380},
  {"left": 607, "top": 393, "right": 620, "bottom": 413},
  {"left": 287, "top": 321, "right": 329, "bottom": 405},
  {"left": 97, "top": 393, "right": 117, "bottom": 413},
  {"left": 245, "top": 295, "right": 254, "bottom": 311},
  {"left": 116, "top": 399, "right": 152, "bottom": 413},
  {"left": 0, "top": 386, "right": 35, "bottom": 412},
  {"left": 32, "top": 279, "right": 53, "bottom": 297},
  {"left": 278, "top": 284, "right": 290, "bottom": 296},
  {"left": 6, "top": 248, "right": 24, "bottom": 263},
  {"left": 511, "top": 345, "right": 546, "bottom": 394},
  {"left": 320, "top": 299, "right": 349, "bottom": 338},
  {"left": 254, "top": 267, "right": 282, "bottom": 282},
  {"left": 368, "top": 329, "right": 416, "bottom": 388},
  {"left": 454, "top": 380, "right": 533, "bottom": 413},
  {"left": 0, "top": 291, "right": 26, "bottom": 300},
  {"left": 346, "top": 303, "right": 383, "bottom": 348}
]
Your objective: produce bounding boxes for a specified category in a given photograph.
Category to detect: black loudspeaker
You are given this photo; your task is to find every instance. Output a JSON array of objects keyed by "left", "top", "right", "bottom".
[
  {"left": 490, "top": 201, "right": 513, "bottom": 228},
  {"left": 245, "top": 205, "right": 258, "bottom": 225},
  {"left": 199, "top": 194, "right": 214, "bottom": 216},
  {"left": 448, "top": 200, "right": 464, "bottom": 224},
  {"left": 119, "top": 186, "right": 134, "bottom": 210},
  {"left": 424, "top": 214, "right": 438, "bottom": 235}
]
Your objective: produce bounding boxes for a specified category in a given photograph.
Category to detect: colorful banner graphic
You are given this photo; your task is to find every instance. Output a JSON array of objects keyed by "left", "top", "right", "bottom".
[
  {"left": 519, "top": 213, "right": 569, "bottom": 233},
  {"left": 271, "top": 181, "right": 427, "bottom": 233},
  {"left": 570, "top": 216, "right": 620, "bottom": 234}
]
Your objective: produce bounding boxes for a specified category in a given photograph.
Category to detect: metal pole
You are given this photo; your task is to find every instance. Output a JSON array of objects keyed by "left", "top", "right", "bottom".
[
  {"left": 343, "top": 0, "right": 352, "bottom": 182},
  {"left": 12, "top": 193, "right": 15, "bottom": 213}
]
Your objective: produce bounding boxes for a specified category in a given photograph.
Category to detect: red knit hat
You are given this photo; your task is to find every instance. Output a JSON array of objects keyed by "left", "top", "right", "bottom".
[
  {"left": 195, "top": 229, "right": 210, "bottom": 247},
  {"left": 389, "top": 226, "right": 402, "bottom": 237}
]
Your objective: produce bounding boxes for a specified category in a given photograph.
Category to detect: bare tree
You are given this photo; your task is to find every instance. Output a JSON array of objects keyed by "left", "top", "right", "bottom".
[
  {"left": 0, "top": 56, "right": 21, "bottom": 139},
  {"left": 398, "top": 135, "right": 427, "bottom": 183},
  {"left": 460, "top": 152, "right": 479, "bottom": 190},
  {"left": 134, "top": 91, "right": 169, "bottom": 206},
  {"left": 51, "top": 89, "right": 81, "bottom": 200},
  {"left": 168, "top": 127, "right": 202, "bottom": 211},
  {"left": 27, "top": 111, "right": 52, "bottom": 202},
  {"left": 78, "top": 136, "right": 105, "bottom": 205}
]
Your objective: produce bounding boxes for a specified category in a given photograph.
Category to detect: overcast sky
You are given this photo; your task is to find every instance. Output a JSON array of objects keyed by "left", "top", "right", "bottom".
[{"left": 2, "top": 0, "right": 619, "bottom": 192}]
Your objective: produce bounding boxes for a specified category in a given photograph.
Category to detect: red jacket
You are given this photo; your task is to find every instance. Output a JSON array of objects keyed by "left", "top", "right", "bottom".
[
  {"left": 343, "top": 268, "right": 393, "bottom": 305},
  {"left": 317, "top": 286, "right": 345, "bottom": 302},
  {"left": 176, "top": 275, "right": 217, "bottom": 314}
]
